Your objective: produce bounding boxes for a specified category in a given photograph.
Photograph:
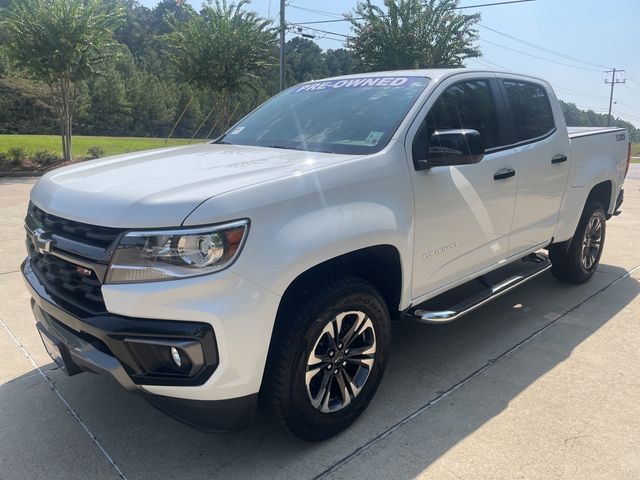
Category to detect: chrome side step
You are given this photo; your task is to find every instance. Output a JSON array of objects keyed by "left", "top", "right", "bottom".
[{"left": 410, "top": 253, "right": 551, "bottom": 324}]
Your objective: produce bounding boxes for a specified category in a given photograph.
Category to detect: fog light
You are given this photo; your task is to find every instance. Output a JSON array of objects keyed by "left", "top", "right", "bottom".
[
  {"left": 124, "top": 338, "right": 205, "bottom": 378},
  {"left": 170, "top": 346, "right": 182, "bottom": 367}
]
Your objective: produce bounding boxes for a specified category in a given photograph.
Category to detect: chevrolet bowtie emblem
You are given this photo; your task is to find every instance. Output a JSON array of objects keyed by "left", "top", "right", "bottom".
[
  {"left": 75, "top": 266, "right": 92, "bottom": 277},
  {"left": 30, "top": 228, "right": 54, "bottom": 254}
]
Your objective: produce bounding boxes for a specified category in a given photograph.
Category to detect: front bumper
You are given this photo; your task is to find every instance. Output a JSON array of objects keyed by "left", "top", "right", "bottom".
[{"left": 22, "top": 259, "right": 258, "bottom": 432}]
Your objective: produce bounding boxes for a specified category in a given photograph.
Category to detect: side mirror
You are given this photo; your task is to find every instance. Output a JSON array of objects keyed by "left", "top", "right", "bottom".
[{"left": 416, "top": 129, "right": 485, "bottom": 170}]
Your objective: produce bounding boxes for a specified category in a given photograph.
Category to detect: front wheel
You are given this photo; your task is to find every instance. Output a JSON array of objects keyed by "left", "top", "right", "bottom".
[
  {"left": 549, "top": 200, "right": 606, "bottom": 283},
  {"left": 263, "top": 277, "right": 390, "bottom": 441}
]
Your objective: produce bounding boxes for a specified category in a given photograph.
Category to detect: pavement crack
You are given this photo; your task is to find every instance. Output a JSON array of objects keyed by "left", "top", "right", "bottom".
[
  {"left": 312, "top": 263, "right": 640, "bottom": 480},
  {"left": 0, "top": 317, "right": 128, "bottom": 480},
  {"left": 0, "top": 269, "right": 20, "bottom": 276}
]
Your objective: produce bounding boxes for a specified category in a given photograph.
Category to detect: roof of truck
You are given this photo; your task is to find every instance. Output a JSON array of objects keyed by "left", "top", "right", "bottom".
[{"left": 303, "top": 68, "right": 550, "bottom": 86}]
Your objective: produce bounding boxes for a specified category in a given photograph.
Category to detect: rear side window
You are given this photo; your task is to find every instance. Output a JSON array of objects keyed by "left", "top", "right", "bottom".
[
  {"left": 419, "top": 79, "right": 501, "bottom": 150},
  {"left": 502, "top": 80, "right": 555, "bottom": 142}
]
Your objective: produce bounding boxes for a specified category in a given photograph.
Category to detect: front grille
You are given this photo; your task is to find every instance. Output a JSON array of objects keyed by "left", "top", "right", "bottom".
[
  {"left": 26, "top": 203, "right": 125, "bottom": 315},
  {"left": 28, "top": 242, "right": 106, "bottom": 315},
  {"left": 28, "top": 203, "right": 122, "bottom": 249}
]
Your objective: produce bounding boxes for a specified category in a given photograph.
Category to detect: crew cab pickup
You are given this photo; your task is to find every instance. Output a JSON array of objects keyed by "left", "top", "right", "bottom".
[{"left": 23, "top": 69, "right": 631, "bottom": 441}]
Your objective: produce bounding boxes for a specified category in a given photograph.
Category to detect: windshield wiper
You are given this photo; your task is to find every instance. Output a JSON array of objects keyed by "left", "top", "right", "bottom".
[{"left": 265, "top": 144, "right": 336, "bottom": 154}]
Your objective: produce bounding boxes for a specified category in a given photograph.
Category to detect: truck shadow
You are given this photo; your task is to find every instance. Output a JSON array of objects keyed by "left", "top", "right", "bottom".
[{"left": 2, "top": 265, "right": 638, "bottom": 479}]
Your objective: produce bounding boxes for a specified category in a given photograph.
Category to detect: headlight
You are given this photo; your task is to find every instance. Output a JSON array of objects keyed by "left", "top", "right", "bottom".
[{"left": 105, "top": 220, "right": 249, "bottom": 283}]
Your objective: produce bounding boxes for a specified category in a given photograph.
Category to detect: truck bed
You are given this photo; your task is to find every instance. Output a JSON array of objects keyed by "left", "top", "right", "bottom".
[
  {"left": 567, "top": 126, "right": 626, "bottom": 139},
  {"left": 563, "top": 125, "right": 628, "bottom": 223}
]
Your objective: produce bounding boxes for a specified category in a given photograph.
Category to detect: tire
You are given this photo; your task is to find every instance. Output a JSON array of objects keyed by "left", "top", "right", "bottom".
[
  {"left": 263, "top": 276, "right": 391, "bottom": 442},
  {"left": 549, "top": 200, "right": 606, "bottom": 284}
]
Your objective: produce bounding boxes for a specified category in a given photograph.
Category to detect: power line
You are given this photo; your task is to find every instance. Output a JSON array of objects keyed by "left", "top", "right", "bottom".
[
  {"left": 292, "top": 0, "right": 535, "bottom": 25},
  {"left": 288, "top": 18, "right": 351, "bottom": 26},
  {"left": 287, "top": 22, "right": 351, "bottom": 39},
  {"left": 289, "top": 26, "right": 348, "bottom": 43},
  {"left": 616, "top": 101, "right": 640, "bottom": 113},
  {"left": 613, "top": 109, "right": 640, "bottom": 120},
  {"left": 477, "top": 24, "right": 610, "bottom": 70},
  {"left": 625, "top": 84, "right": 640, "bottom": 98},
  {"left": 471, "top": 57, "right": 511, "bottom": 71},
  {"left": 613, "top": 110, "right": 640, "bottom": 123},
  {"left": 286, "top": 4, "right": 345, "bottom": 19},
  {"left": 572, "top": 104, "right": 609, "bottom": 112},
  {"left": 553, "top": 86, "right": 608, "bottom": 101},
  {"left": 479, "top": 38, "right": 602, "bottom": 72},
  {"left": 456, "top": 0, "right": 535, "bottom": 9}
]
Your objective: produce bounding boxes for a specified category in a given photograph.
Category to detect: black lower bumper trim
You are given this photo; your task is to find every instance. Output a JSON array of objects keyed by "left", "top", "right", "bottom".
[
  {"left": 22, "top": 257, "right": 257, "bottom": 433},
  {"left": 23, "top": 258, "right": 218, "bottom": 387},
  {"left": 143, "top": 393, "right": 258, "bottom": 433}
]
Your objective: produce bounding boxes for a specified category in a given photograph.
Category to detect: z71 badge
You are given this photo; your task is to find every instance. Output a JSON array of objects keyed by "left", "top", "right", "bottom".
[{"left": 423, "top": 242, "right": 457, "bottom": 259}]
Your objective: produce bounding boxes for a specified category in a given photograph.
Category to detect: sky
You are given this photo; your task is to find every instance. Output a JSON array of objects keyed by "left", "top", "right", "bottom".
[{"left": 139, "top": 0, "right": 640, "bottom": 127}]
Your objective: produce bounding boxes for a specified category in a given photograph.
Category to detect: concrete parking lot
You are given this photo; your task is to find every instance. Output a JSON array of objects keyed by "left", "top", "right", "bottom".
[{"left": 1, "top": 177, "right": 639, "bottom": 480}]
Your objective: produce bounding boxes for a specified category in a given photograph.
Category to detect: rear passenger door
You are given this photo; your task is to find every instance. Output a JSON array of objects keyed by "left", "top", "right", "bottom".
[{"left": 500, "top": 77, "right": 571, "bottom": 257}]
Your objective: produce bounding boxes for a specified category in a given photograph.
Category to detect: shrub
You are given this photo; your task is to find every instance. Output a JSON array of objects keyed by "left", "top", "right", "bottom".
[
  {"left": 32, "top": 150, "right": 61, "bottom": 167},
  {"left": 0, "top": 152, "right": 8, "bottom": 168},
  {"left": 7, "top": 146, "right": 26, "bottom": 166},
  {"left": 86, "top": 145, "right": 106, "bottom": 159}
]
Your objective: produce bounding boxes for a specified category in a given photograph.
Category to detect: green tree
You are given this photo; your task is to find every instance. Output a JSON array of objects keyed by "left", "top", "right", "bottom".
[
  {"left": 0, "top": 0, "right": 124, "bottom": 160},
  {"left": 285, "top": 37, "right": 328, "bottom": 85},
  {"left": 126, "top": 70, "right": 178, "bottom": 137},
  {"left": 84, "top": 68, "right": 132, "bottom": 135},
  {"left": 349, "top": 0, "right": 481, "bottom": 71},
  {"left": 163, "top": 0, "right": 276, "bottom": 131},
  {"left": 560, "top": 100, "right": 640, "bottom": 142},
  {"left": 324, "top": 48, "right": 360, "bottom": 77}
]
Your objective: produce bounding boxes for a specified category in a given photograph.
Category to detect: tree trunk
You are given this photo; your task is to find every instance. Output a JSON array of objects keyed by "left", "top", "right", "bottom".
[
  {"left": 60, "top": 116, "right": 67, "bottom": 162},
  {"left": 60, "top": 79, "right": 72, "bottom": 163},
  {"left": 219, "top": 90, "right": 230, "bottom": 133}
]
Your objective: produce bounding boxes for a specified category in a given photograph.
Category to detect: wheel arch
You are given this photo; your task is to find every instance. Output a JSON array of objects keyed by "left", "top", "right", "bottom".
[
  {"left": 553, "top": 178, "right": 617, "bottom": 243},
  {"left": 586, "top": 180, "right": 613, "bottom": 215},
  {"left": 274, "top": 245, "right": 404, "bottom": 324}
]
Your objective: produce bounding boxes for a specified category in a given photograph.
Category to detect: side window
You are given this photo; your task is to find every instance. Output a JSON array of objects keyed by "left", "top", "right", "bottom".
[
  {"left": 502, "top": 80, "right": 555, "bottom": 142},
  {"left": 413, "top": 79, "right": 500, "bottom": 162}
]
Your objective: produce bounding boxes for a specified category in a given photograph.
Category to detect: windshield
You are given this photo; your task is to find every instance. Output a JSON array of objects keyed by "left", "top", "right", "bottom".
[{"left": 217, "top": 76, "right": 429, "bottom": 155}]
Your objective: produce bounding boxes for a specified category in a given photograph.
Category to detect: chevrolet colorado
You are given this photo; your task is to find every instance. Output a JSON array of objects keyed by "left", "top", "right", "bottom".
[{"left": 23, "top": 69, "right": 630, "bottom": 441}]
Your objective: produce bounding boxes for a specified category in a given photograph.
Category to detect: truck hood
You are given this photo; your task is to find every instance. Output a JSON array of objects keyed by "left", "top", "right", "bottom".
[{"left": 31, "top": 143, "right": 359, "bottom": 227}]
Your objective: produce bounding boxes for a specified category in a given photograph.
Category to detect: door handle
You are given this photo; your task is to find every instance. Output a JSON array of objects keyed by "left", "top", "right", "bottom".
[
  {"left": 551, "top": 154, "right": 568, "bottom": 164},
  {"left": 494, "top": 168, "right": 516, "bottom": 181}
]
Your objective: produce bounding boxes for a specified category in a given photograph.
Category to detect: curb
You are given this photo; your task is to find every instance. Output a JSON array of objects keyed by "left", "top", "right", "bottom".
[{"left": 0, "top": 171, "right": 46, "bottom": 178}]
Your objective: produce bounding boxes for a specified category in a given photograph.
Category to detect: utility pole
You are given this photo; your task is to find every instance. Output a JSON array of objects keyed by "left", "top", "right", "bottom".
[
  {"left": 279, "top": 0, "right": 286, "bottom": 91},
  {"left": 605, "top": 68, "right": 625, "bottom": 126}
]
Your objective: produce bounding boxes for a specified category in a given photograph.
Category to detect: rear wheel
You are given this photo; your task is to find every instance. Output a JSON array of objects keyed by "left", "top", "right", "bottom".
[
  {"left": 263, "top": 276, "right": 390, "bottom": 441},
  {"left": 549, "top": 201, "right": 606, "bottom": 283}
]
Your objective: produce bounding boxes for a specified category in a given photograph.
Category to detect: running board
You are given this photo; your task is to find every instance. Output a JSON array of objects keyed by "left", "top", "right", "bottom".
[{"left": 409, "top": 253, "right": 552, "bottom": 324}]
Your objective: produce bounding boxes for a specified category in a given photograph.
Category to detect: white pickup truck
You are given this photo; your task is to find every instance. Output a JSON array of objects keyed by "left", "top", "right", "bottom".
[{"left": 23, "top": 69, "right": 630, "bottom": 441}]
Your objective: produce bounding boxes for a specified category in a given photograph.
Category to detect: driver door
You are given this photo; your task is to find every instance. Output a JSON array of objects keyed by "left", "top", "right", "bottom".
[{"left": 407, "top": 75, "right": 519, "bottom": 300}]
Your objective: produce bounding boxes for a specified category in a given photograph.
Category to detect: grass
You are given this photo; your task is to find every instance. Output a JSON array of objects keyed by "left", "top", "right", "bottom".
[
  {"left": 631, "top": 143, "right": 640, "bottom": 162},
  {"left": 0, "top": 134, "right": 193, "bottom": 159}
]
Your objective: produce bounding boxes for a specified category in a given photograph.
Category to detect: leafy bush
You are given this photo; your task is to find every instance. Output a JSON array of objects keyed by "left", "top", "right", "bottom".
[
  {"left": 0, "top": 152, "right": 8, "bottom": 168},
  {"left": 32, "top": 149, "right": 60, "bottom": 167},
  {"left": 7, "top": 146, "right": 26, "bottom": 166},
  {"left": 86, "top": 145, "right": 106, "bottom": 159}
]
